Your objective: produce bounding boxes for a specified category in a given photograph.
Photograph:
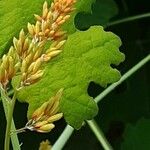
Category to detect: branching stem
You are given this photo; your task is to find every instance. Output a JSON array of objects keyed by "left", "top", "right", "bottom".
[{"left": 4, "top": 90, "right": 18, "bottom": 150}]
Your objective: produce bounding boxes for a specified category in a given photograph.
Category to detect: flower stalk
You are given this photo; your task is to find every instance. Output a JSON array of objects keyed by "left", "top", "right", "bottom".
[{"left": 4, "top": 90, "right": 18, "bottom": 150}]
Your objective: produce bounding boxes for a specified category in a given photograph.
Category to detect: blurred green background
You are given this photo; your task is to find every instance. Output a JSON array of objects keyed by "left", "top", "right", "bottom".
[{"left": 0, "top": 0, "right": 150, "bottom": 149}]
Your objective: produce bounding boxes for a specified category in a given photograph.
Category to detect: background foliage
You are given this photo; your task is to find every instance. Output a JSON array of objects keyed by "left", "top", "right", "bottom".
[{"left": 0, "top": 0, "right": 150, "bottom": 149}]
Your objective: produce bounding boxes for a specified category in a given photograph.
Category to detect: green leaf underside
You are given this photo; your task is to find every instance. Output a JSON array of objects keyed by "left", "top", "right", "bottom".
[
  {"left": 0, "top": 0, "right": 95, "bottom": 57},
  {"left": 121, "top": 118, "right": 150, "bottom": 150},
  {"left": 13, "top": 26, "right": 125, "bottom": 129}
]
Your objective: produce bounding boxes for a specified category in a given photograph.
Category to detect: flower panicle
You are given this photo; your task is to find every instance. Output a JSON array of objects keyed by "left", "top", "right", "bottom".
[
  {"left": 0, "top": 0, "right": 76, "bottom": 88},
  {"left": 15, "top": 0, "right": 76, "bottom": 87},
  {"left": 42, "top": 39, "right": 66, "bottom": 61},
  {"left": 26, "top": 0, "right": 76, "bottom": 63},
  {"left": 13, "top": 29, "right": 30, "bottom": 59},
  {"left": 32, "top": 0, "right": 76, "bottom": 41},
  {"left": 20, "top": 49, "right": 44, "bottom": 86},
  {"left": 0, "top": 47, "right": 20, "bottom": 88},
  {"left": 25, "top": 88, "right": 63, "bottom": 133}
]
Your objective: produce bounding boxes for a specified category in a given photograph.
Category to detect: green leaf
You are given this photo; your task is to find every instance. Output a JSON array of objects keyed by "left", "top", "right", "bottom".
[
  {"left": 0, "top": 0, "right": 95, "bottom": 57},
  {"left": 0, "top": 0, "right": 45, "bottom": 57},
  {"left": 13, "top": 26, "right": 125, "bottom": 129},
  {"left": 63, "top": 0, "right": 96, "bottom": 33},
  {"left": 121, "top": 118, "right": 150, "bottom": 150},
  {"left": 75, "top": 0, "right": 119, "bottom": 30}
]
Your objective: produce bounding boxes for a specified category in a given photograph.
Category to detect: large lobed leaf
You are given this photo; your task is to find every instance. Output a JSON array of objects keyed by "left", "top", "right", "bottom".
[
  {"left": 14, "top": 26, "right": 125, "bottom": 129},
  {"left": 0, "top": 0, "right": 95, "bottom": 57},
  {"left": 1, "top": 0, "right": 124, "bottom": 129}
]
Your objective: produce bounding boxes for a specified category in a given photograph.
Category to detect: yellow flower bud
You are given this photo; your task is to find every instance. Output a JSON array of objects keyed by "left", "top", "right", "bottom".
[
  {"left": 0, "top": 66, "right": 5, "bottom": 82},
  {"left": 43, "top": 1, "right": 48, "bottom": 13},
  {"left": 54, "top": 31, "right": 66, "bottom": 38},
  {"left": 25, "top": 89, "right": 64, "bottom": 133},
  {"left": 23, "top": 38, "right": 30, "bottom": 53},
  {"left": 56, "top": 16, "right": 63, "bottom": 24},
  {"left": 34, "top": 120, "right": 48, "bottom": 128},
  {"left": 28, "top": 23, "right": 35, "bottom": 36},
  {"left": 2, "top": 55, "right": 9, "bottom": 70},
  {"left": 32, "top": 101, "right": 49, "bottom": 119},
  {"left": 55, "top": 40, "right": 66, "bottom": 49},
  {"left": 42, "top": 1, "right": 48, "bottom": 19},
  {"left": 8, "top": 46, "right": 15, "bottom": 57},
  {"left": 46, "top": 11, "right": 52, "bottom": 20},
  {"left": 8, "top": 56, "right": 15, "bottom": 77},
  {"left": 32, "top": 58, "right": 42, "bottom": 73},
  {"left": 17, "top": 39, "right": 23, "bottom": 56},
  {"left": 35, "top": 21, "right": 41, "bottom": 34},
  {"left": 27, "top": 62, "right": 36, "bottom": 74},
  {"left": 47, "top": 113, "right": 63, "bottom": 123},
  {"left": 63, "top": 15, "right": 70, "bottom": 21},
  {"left": 34, "top": 14, "right": 42, "bottom": 22},
  {"left": 19, "top": 29, "right": 25, "bottom": 43},
  {"left": 13, "top": 37, "right": 18, "bottom": 50},
  {"left": 33, "top": 47, "right": 43, "bottom": 61},
  {"left": 14, "top": 62, "right": 21, "bottom": 71},
  {"left": 47, "top": 50, "right": 62, "bottom": 58},
  {"left": 38, "top": 124, "right": 55, "bottom": 133},
  {"left": 44, "top": 88, "right": 63, "bottom": 115},
  {"left": 25, "top": 70, "right": 44, "bottom": 85}
]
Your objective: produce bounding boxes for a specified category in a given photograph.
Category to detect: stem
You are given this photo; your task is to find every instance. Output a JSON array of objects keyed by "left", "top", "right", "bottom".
[
  {"left": 10, "top": 121, "right": 21, "bottom": 149},
  {"left": 52, "top": 125, "right": 74, "bottom": 150},
  {"left": 106, "top": 12, "right": 150, "bottom": 27},
  {"left": 87, "top": 120, "right": 113, "bottom": 150},
  {"left": 0, "top": 87, "right": 20, "bottom": 150},
  {"left": 12, "top": 127, "right": 26, "bottom": 134},
  {"left": 4, "top": 90, "right": 18, "bottom": 150},
  {"left": 52, "top": 54, "right": 150, "bottom": 150}
]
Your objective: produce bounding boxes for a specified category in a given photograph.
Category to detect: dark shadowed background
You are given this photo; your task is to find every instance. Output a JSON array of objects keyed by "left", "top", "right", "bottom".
[{"left": 0, "top": 0, "right": 150, "bottom": 149}]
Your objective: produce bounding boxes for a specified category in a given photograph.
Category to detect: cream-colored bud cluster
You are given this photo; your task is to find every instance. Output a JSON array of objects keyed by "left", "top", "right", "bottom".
[
  {"left": 13, "top": 29, "right": 30, "bottom": 59},
  {"left": 21, "top": 55, "right": 43, "bottom": 86},
  {"left": 43, "top": 40, "right": 66, "bottom": 61},
  {"left": 0, "top": 47, "right": 20, "bottom": 88},
  {"left": 30, "top": 0, "right": 76, "bottom": 42},
  {"left": 0, "top": 0, "right": 76, "bottom": 88},
  {"left": 13, "top": 30, "right": 45, "bottom": 87},
  {"left": 25, "top": 89, "right": 63, "bottom": 133},
  {"left": 16, "top": 0, "right": 75, "bottom": 86}
]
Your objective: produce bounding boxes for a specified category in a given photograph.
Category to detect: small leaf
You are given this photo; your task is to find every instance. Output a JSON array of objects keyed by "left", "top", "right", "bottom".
[
  {"left": 75, "top": 0, "right": 119, "bottom": 30},
  {"left": 121, "top": 118, "right": 150, "bottom": 150},
  {"left": 13, "top": 26, "right": 125, "bottom": 129}
]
